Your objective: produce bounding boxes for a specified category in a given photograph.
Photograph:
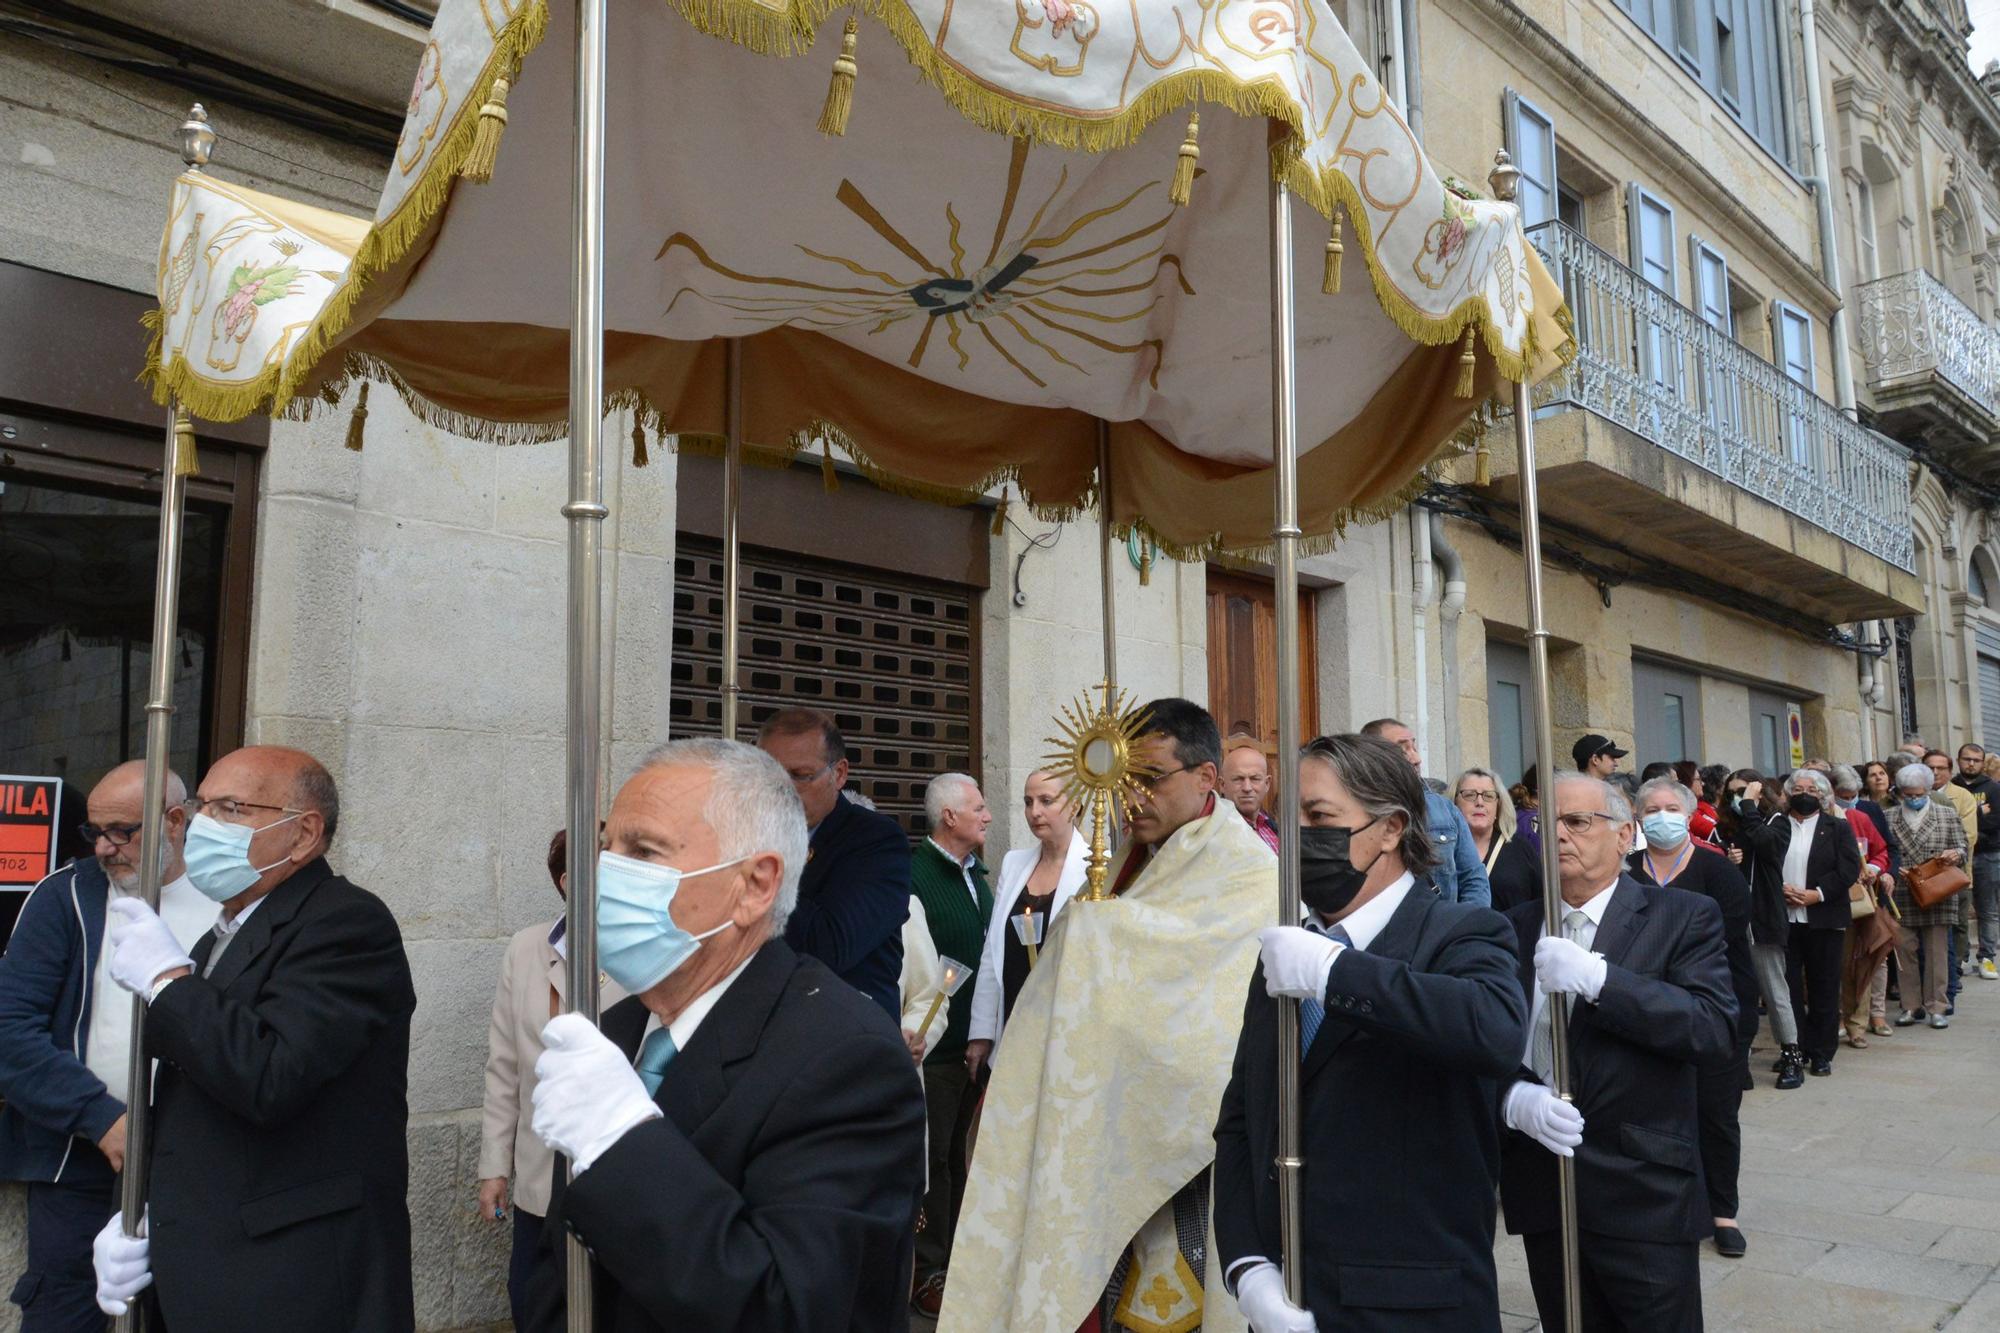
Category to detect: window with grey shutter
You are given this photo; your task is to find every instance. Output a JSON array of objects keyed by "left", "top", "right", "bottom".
[{"left": 1504, "top": 91, "right": 1558, "bottom": 229}]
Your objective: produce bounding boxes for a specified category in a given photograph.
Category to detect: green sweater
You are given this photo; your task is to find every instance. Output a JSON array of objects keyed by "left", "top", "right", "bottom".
[{"left": 910, "top": 840, "right": 993, "bottom": 1063}]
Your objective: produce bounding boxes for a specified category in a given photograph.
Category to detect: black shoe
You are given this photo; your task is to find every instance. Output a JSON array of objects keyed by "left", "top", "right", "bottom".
[
  {"left": 1946, "top": 1003, "right": 1957, "bottom": 1016},
  {"left": 1770, "top": 1042, "right": 1803, "bottom": 1072},
  {"left": 1775, "top": 1058, "right": 1804, "bottom": 1090},
  {"left": 1741, "top": 1068, "right": 1756, "bottom": 1092},
  {"left": 1809, "top": 1057, "right": 1833, "bottom": 1077},
  {"left": 1713, "top": 1225, "right": 1747, "bottom": 1258}
]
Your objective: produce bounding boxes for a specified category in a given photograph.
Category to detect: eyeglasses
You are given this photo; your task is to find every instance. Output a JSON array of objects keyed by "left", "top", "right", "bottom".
[
  {"left": 1151, "top": 765, "right": 1192, "bottom": 782},
  {"left": 1457, "top": 791, "right": 1500, "bottom": 805},
  {"left": 784, "top": 764, "right": 834, "bottom": 788},
  {"left": 1553, "top": 811, "right": 1619, "bottom": 834},
  {"left": 79, "top": 822, "right": 143, "bottom": 847},
  {"left": 190, "top": 796, "right": 302, "bottom": 821}
]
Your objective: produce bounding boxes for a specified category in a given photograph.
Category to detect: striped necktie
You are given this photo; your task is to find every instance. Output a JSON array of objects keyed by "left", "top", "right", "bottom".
[
  {"left": 1299, "top": 922, "right": 1352, "bottom": 1054},
  {"left": 636, "top": 1027, "right": 678, "bottom": 1096}
]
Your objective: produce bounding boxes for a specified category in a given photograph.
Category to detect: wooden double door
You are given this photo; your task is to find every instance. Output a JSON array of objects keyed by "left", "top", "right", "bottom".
[{"left": 1204, "top": 569, "right": 1319, "bottom": 751}]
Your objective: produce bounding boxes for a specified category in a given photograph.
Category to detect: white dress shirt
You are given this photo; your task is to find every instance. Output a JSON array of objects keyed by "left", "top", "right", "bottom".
[
  {"left": 1523, "top": 880, "right": 1618, "bottom": 1076},
  {"left": 1318, "top": 871, "right": 1415, "bottom": 950},
  {"left": 1783, "top": 814, "right": 1818, "bottom": 924},
  {"left": 638, "top": 952, "right": 759, "bottom": 1058},
  {"left": 927, "top": 838, "right": 983, "bottom": 908}
]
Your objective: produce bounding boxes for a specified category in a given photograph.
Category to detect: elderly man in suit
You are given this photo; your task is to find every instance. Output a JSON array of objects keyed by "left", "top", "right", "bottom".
[
  {"left": 91, "top": 746, "right": 417, "bottom": 1332},
  {"left": 1739, "top": 769, "right": 1860, "bottom": 1078},
  {"left": 1214, "top": 733, "right": 1528, "bottom": 1332},
  {"left": 525, "top": 738, "right": 926, "bottom": 1330},
  {"left": 757, "top": 708, "right": 910, "bottom": 1020},
  {"left": 1500, "top": 771, "right": 1735, "bottom": 1333}
]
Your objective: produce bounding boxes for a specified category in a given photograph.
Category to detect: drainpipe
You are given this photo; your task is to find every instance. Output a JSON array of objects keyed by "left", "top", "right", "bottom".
[
  {"left": 1399, "top": 0, "right": 1424, "bottom": 140},
  {"left": 1431, "top": 510, "right": 1467, "bottom": 776},
  {"left": 1412, "top": 508, "right": 1433, "bottom": 772},
  {"left": 1797, "top": 0, "right": 1856, "bottom": 417}
]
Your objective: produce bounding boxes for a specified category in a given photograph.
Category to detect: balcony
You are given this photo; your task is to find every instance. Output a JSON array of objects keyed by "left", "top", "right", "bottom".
[
  {"left": 1473, "top": 222, "right": 1920, "bottom": 624},
  {"left": 1854, "top": 268, "right": 2000, "bottom": 461}
]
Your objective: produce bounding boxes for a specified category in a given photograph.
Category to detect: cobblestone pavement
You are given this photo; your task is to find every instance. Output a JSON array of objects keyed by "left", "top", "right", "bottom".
[{"left": 1497, "top": 966, "right": 2000, "bottom": 1331}]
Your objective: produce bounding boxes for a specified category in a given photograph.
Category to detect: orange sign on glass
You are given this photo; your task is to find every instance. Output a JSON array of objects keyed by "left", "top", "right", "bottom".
[{"left": 0, "top": 777, "right": 61, "bottom": 890}]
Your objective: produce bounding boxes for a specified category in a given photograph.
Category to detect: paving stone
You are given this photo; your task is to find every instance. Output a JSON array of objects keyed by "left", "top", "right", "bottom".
[
  {"left": 1931, "top": 1228, "right": 2000, "bottom": 1268},
  {"left": 1698, "top": 1267, "right": 1959, "bottom": 1332},
  {"left": 1801, "top": 1243, "right": 1988, "bottom": 1303}
]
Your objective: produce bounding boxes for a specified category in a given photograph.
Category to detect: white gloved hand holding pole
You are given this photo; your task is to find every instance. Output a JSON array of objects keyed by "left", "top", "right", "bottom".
[
  {"left": 1257, "top": 926, "right": 1342, "bottom": 1000},
  {"left": 531, "top": 1013, "right": 664, "bottom": 1175},
  {"left": 1533, "top": 934, "right": 1608, "bottom": 1002},
  {"left": 1235, "top": 1261, "right": 1318, "bottom": 1333},
  {"left": 105, "top": 898, "right": 194, "bottom": 998},
  {"left": 1503, "top": 1080, "right": 1586, "bottom": 1157},
  {"left": 93, "top": 1209, "right": 152, "bottom": 1316}
]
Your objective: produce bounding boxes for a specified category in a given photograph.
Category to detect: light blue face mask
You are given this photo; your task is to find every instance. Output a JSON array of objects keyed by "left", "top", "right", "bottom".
[
  {"left": 595, "top": 850, "right": 745, "bottom": 993},
  {"left": 1640, "top": 811, "right": 1689, "bottom": 850},
  {"left": 183, "top": 811, "right": 301, "bottom": 903},
  {"left": 1905, "top": 795, "right": 1929, "bottom": 811}
]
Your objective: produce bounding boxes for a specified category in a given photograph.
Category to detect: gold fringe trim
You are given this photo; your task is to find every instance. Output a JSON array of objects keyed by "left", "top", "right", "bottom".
[
  {"left": 344, "top": 381, "right": 369, "bottom": 452},
  {"left": 817, "top": 16, "right": 858, "bottom": 136},
  {"left": 631, "top": 415, "right": 650, "bottom": 467},
  {"left": 171, "top": 406, "right": 199, "bottom": 477},
  {"left": 461, "top": 73, "right": 513, "bottom": 184},
  {"left": 1323, "top": 212, "right": 1343, "bottom": 295},
  {"left": 1170, "top": 112, "right": 1199, "bottom": 207}
]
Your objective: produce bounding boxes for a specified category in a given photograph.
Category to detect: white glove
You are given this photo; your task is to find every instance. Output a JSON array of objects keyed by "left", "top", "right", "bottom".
[
  {"left": 1533, "top": 934, "right": 1607, "bottom": 1002},
  {"left": 1236, "top": 1261, "right": 1318, "bottom": 1333},
  {"left": 106, "top": 898, "right": 194, "bottom": 998},
  {"left": 93, "top": 1209, "right": 151, "bottom": 1316},
  {"left": 1258, "top": 925, "right": 1342, "bottom": 1000},
  {"left": 1503, "top": 1080, "right": 1586, "bottom": 1157},
  {"left": 531, "top": 1013, "right": 663, "bottom": 1175}
]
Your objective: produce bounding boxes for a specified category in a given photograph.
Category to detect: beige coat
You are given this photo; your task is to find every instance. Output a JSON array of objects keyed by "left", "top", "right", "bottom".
[{"left": 477, "top": 920, "right": 626, "bottom": 1215}]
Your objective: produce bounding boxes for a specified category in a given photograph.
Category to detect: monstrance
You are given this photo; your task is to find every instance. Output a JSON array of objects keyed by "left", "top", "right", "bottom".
[{"left": 1042, "top": 682, "right": 1158, "bottom": 902}]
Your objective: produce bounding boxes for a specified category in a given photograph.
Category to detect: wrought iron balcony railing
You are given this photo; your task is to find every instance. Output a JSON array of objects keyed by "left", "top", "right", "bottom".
[
  {"left": 1525, "top": 221, "right": 1914, "bottom": 572},
  {"left": 1854, "top": 267, "right": 2000, "bottom": 424}
]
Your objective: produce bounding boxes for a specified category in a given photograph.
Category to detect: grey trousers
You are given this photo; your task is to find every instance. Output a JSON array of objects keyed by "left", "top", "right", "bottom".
[
  {"left": 1751, "top": 940, "right": 1797, "bottom": 1046},
  {"left": 1974, "top": 852, "right": 2000, "bottom": 961}
]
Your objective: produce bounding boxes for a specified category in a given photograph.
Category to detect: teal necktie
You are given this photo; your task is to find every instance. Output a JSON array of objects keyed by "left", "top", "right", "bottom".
[
  {"left": 636, "top": 1028, "right": 677, "bottom": 1097},
  {"left": 1299, "top": 922, "right": 1351, "bottom": 1053}
]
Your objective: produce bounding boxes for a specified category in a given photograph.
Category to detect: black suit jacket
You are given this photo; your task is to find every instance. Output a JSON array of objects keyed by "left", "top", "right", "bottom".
[
  {"left": 1500, "top": 876, "right": 1734, "bottom": 1245},
  {"left": 143, "top": 859, "right": 416, "bottom": 1333},
  {"left": 529, "top": 940, "right": 925, "bottom": 1333},
  {"left": 785, "top": 796, "right": 910, "bottom": 1020},
  {"left": 1740, "top": 810, "right": 1861, "bottom": 938},
  {"left": 1626, "top": 845, "right": 1759, "bottom": 1050},
  {"left": 1213, "top": 888, "right": 1528, "bottom": 1330}
]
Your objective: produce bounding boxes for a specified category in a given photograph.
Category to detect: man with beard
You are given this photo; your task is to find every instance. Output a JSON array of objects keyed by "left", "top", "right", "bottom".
[
  {"left": 1213, "top": 733, "right": 1526, "bottom": 1331},
  {"left": 0, "top": 762, "right": 215, "bottom": 1332}
]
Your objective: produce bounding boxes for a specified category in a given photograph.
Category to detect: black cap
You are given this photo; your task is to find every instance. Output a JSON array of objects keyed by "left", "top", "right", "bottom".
[{"left": 1571, "top": 734, "right": 1629, "bottom": 767}]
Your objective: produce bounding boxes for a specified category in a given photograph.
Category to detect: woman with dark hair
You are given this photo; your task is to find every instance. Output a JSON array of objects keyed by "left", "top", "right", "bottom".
[
  {"left": 1715, "top": 770, "right": 1805, "bottom": 1087},
  {"left": 1861, "top": 760, "right": 1896, "bottom": 809},
  {"left": 1513, "top": 763, "right": 1541, "bottom": 854},
  {"left": 1676, "top": 761, "right": 1720, "bottom": 842}
]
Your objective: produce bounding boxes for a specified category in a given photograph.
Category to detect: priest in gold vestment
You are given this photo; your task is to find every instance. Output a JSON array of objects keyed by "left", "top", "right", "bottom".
[{"left": 939, "top": 698, "right": 1273, "bottom": 1333}]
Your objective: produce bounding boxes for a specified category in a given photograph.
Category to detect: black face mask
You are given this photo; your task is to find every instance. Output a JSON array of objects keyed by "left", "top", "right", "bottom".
[
  {"left": 1299, "top": 819, "right": 1383, "bottom": 917},
  {"left": 1787, "top": 792, "right": 1822, "bottom": 817}
]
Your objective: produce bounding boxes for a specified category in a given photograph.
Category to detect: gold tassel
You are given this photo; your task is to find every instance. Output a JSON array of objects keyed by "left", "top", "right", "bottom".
[
  {"left": 631, "top": 417, "right": 649, "bottom": 468},
  {"left": 991, "top": 487, "right": 1009, "bottom": 537},
  {"left": 461, "top": 76, "right": 511, "bottom": 183},
  {"left": 1170, "top": 112, "right": 1200, "bottom": 207},
  {"left": 821, "top": 439, "right": 840, "bottom": 491},
  {"left": 817, "top": 18, "right": 859, "bottom": 136},
  {"left": 1139, "top": 543, "right": 1153, "bottom": 587},
  {"left": 1323, "top": 212, "right": 1344, "bottom": 294},
  {"left": 1473, "top": 441, "right": 1492, "bottom": 486},
  {"left": 344, "top": 382, "right": 368, "bottom": 453},
  {"left": 1455, "top": 327, "right": 1477, "bottom": 398},
  {"left": 171, "top": 407, "right": 199, "bottom": 477}
]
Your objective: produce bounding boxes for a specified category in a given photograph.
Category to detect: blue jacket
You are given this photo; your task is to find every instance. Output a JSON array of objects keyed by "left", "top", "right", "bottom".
[
  {"left": 0, "top": 857, "right": 122, "bottom": 1184},
  {"left": 1423, "top": 790, "right": 1492, "bottom": 908}
]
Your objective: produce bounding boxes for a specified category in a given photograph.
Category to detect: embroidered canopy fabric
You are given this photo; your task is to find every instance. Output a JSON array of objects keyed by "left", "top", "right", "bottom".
[{"left": 146, "top": 0, "right": 1569, "bottom": 553}]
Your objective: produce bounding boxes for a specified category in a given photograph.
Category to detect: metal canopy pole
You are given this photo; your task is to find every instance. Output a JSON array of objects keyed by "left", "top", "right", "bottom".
[
  {"left": 1097, "top": 422, "right": 1118, "bottom": 691},
  {"left": 1490, "top": 150, "right": 1582, "bottom": 1333},
  {"left": 1266, "top": 167, "right": 1307, "bottom": 1306},
  {"left": 562, "top": 0, "right": 609, "bottom": 1327},
  {"left": 720, "top": 339, "right": 744, "bottom": 739},
  {"left": 112, "top": 105, "right": 216, "bottom": 1333}
]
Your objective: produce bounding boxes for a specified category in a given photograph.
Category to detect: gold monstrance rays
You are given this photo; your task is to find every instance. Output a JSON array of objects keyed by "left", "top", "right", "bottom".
[
  {"left": 656, "top": 137, "right": 1193, "bottom": 390},
  {"left": 1041, "top": 681, "right": 1157, "bottom": 901}
]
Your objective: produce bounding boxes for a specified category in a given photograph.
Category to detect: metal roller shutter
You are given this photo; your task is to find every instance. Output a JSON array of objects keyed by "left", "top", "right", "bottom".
[
  {"left": 671, "top": 536, "right": 977, "bottom": 837},
  {"left": 1978, "top": 625, "right": 2000, "bottom": 752}
]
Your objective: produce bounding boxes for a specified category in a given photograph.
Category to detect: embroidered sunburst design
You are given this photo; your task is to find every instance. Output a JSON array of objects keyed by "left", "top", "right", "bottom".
[{"left": 655, "top": 138, "right": 1193, "bottom": 389}]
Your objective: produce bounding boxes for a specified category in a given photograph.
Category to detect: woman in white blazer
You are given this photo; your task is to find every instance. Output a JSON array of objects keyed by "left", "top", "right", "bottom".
[{"left": 965, "top": 771, "right": 1088, "bottom": 1077}]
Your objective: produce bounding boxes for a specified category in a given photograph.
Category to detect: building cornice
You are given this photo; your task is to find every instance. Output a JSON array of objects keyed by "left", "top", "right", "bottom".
[
  {"left": 1833, "top": 0, "right": 2000, "bottom": 175},
  {"left": 1460, "top": 0, "right": 1839, "bottom": 309}
]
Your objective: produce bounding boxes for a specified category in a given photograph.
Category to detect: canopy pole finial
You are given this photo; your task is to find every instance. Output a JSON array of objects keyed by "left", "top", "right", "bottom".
[
  {"left": 1487, "top": 149, "right": 1521, "bottom": 204},
  {"left": 178, "top": 103, "right": 216, "bottom": 172}
]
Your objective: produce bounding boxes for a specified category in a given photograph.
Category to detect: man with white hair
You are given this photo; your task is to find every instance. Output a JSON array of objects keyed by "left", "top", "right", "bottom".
[
  {"left": 525, "top": 738, "right": 925, "bottom": 1330},
  {"left": 1500, "top": 771, "right": 1735, "bottom": 1331},
  {"left": 1738, "top": 769, "right": 1860, "bottom": 1078},
  {"left": 0, "top": 761, "right": 214, "bottom": 1333},
  {"left": 908, "top": 773, "right": 993, "bottom": 1316}
]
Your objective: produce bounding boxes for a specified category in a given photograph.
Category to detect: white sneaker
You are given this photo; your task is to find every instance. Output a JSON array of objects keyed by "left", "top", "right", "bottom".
[{"left": 1983, "top": 959, "right": 1999, "bottom": 981}]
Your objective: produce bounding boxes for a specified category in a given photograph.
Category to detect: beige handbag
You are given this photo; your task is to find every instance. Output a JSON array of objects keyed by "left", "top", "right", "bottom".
[{"left": 1848, "top": 880, "right": 1875, "bottom": 919}]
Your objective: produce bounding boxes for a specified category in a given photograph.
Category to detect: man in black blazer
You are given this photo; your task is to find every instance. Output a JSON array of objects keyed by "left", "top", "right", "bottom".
[
  {"left": 1738, "top": 769, "right": 1859, "bottom": 1078},
  {"left": 1501, "top": 772, "right": 1735, "bottom": 1333},
  {"left": 758, "top": 709, "right": 910, "bottom": 1020},
  {"left": 525, "top": 738, "right": 925, "bottom": 1331},
  {"left": 91, "top": 746, "right": 416, "bottom": 1332},
  {"left": 1214, "top": 734, "right": 1527, "bottom": 1332}
]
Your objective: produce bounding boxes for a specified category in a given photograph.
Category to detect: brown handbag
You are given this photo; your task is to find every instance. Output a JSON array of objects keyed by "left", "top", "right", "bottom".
[{"left": 1905, "top": 855, "right": 1972, "bottom": 910}]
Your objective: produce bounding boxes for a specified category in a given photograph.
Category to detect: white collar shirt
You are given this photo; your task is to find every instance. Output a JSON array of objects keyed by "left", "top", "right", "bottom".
[
  {"left": 1783, "top": 814, "right": 1818, "bottom": 923},
  {"left": 927, "top": 838, "right": 982, "bottom": 908},
  {"left": 1316, "top": 871, "right": 1415, "bottom": 950},
  {"left": 639, "top": 952, "right": 759, "bottom": 1059}
]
